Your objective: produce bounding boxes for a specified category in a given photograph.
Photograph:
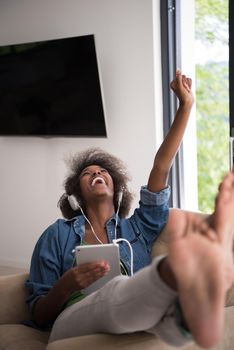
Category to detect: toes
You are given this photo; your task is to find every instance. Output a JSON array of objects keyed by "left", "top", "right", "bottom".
[
  {"left": 199, "top": 221, "right": 217, "bottom": 241},
  {"left": 216, "top": 171, "right": 234, "bottom": 205}
]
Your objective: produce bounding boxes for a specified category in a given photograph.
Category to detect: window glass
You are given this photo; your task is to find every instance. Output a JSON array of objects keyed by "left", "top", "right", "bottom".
[{"left": 195, "top": 0, "right": 229, "bottom": 212}]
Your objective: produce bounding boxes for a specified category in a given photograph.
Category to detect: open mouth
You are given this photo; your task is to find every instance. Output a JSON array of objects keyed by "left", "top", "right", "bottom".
[{"left": 91, "top": 177, "right": 106, "bottom": 187}]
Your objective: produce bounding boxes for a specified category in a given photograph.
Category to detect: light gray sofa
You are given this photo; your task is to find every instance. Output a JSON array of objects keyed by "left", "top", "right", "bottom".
[{"left": 1, "top": 231, "right": 234, "bottom": 350}]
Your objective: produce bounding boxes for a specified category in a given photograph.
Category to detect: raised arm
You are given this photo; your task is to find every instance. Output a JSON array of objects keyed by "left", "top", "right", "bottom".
[{"left": 147, "top": 70, "right": 194, "bottom": 192}]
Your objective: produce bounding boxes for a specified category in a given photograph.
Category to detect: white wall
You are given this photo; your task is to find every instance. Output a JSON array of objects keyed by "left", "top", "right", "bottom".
[{"left": 0, "top": 0, "right": 162, "bottom": 268}]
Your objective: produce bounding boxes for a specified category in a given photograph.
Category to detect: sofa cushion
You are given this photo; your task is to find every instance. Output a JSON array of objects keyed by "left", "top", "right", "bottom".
[
  {"left": 0, "top": 324, "right": 49, "bottom": 350},
  {"left": 0, "top": 273, "right": 30, "bottom": 324},
  {"left": 46, "top": 332, "right": 178, "bottom": 350},
  {"left": 46, "top": 333, "right": 207, "bottom": 350}
]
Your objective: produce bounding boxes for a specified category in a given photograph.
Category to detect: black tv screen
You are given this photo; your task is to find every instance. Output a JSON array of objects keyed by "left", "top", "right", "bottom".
[{"left": 0, "top": 34, "right": 107, "bottom": 137}]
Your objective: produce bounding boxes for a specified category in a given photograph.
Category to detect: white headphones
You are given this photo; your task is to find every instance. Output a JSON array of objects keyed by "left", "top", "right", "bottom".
[
  {"left": 67, "top": 195, "right": 80, "bottom": 211},
  {"left": 118, "top": 190, "right": 123, "bottom": 206},
  {"left": 68, "top": 190, "right": 133, "bottom": 274}
]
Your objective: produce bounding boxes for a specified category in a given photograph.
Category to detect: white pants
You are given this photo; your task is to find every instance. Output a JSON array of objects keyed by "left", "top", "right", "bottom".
[{"left": 49, "top": 256, "right": 193, "bottom": 347}]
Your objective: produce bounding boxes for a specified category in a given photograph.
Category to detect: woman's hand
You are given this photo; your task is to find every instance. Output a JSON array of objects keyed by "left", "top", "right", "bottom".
[
  {"left": 32, "top": 260, "right": 110, "bottom": 327},
  {"left": 170, "top": 69, "right": 194, "bottom": 106},
  {"left": 61, "top": 260, "right": 110, "bottom": 293}
]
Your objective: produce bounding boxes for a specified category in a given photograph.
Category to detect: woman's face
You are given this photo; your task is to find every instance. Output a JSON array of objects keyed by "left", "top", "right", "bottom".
[{"left": 79, "top": 165, "right": 114, "bottom": 203}]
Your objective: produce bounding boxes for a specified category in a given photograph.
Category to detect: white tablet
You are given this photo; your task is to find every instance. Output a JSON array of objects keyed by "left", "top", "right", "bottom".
[{"left": 75, "top": 243, "right": 121, "bottom": 295}]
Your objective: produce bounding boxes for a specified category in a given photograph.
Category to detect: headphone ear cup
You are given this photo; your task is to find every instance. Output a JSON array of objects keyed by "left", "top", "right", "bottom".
[
  {"left": 118, "top": 190, "right": 123, "bottom": 205},
  {"left": 68, "top": 195, "right": 80, "bottom": 210}
]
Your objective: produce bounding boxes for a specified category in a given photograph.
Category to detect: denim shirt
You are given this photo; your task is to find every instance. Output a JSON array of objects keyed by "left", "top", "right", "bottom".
[{"left": 25, "top": 185, "right": 170, "bottom": 315}]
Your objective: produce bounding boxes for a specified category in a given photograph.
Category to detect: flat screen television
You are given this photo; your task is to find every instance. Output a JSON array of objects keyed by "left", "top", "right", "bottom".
[{"left": 0, "top": 34, "right": 107, "bottom": 137}]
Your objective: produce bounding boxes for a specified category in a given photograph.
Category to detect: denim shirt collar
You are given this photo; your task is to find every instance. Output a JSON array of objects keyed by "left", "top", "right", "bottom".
[{"left": 69, "top": 214, "right": 120, "bottom": 242}]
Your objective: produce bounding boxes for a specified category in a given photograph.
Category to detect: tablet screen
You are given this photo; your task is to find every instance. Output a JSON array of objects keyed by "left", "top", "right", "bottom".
[{"left": 75, "top": 244, "right": 121, "bottom": 295}]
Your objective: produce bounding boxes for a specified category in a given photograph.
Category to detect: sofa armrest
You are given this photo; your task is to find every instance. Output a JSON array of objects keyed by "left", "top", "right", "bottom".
[
  {"left": 151, "top": 229, "right": 168, "bottom": 258},
  {"left": 0, "top": 273, "right": 30, "bottom": 324}
]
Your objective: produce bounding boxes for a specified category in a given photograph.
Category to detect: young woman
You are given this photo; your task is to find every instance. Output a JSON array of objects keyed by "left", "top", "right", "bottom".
[{"left": 25, "top": 71, "right": 234, "bottom": 348}]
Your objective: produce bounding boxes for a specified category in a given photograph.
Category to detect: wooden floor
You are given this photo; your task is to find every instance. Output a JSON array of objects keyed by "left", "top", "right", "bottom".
[{"left": 0, "top": 265, "right": 28, "bottom": 276}]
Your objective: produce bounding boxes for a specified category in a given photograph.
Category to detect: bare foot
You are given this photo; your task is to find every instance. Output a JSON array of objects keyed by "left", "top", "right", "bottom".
[
  {"left": 210, "top": 171, "right": 234, "bottom": 289},
  {"left": 167, "top": 171, "right": 234, "bottom": 348}
]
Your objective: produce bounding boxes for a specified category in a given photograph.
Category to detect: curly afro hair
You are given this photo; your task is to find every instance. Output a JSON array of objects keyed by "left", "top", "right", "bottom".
[{"left": 58, "top": 147, "right": 134, "bottom": 219}]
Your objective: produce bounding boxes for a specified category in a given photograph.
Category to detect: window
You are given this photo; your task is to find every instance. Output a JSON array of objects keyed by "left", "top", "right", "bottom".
[{"left": 160, "top": 0, "right": 230, "bottom": 213}]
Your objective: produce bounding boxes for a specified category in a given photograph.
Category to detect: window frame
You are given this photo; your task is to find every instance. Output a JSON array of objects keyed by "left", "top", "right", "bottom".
[{"left": 160, "top": 0, "right": 184, "bottom": 207}]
